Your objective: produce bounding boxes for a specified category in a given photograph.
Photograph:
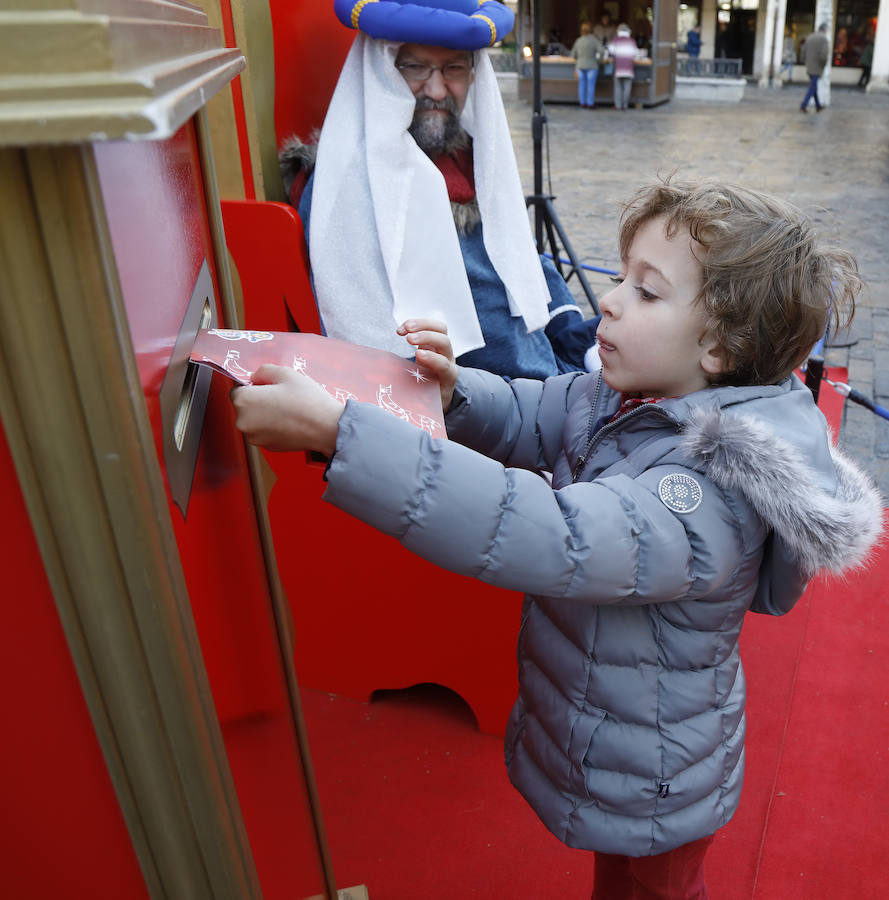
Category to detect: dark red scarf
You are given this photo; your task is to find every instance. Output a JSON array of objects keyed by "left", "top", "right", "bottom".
[
  {"left": 433, "top": 145, "right": 476, "bottom": 204},
  {"left": 609, "top": 395, "right": 665, "bottom": 424}
]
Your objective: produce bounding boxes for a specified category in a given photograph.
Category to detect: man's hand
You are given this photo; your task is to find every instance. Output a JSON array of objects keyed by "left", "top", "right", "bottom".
[
  {"left": 397, "top": 318, "right": 458, "bottom": 411},
  {"left": 231, "top": 364, "right": 343, "bottom": 455}
]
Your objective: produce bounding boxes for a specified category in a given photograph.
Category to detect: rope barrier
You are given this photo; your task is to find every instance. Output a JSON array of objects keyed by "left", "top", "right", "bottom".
[
  {"left": 543, "top": 253, "right": 619, "bottom": 277},
  {"left": 823, "top": 375, "right": 889, "bottom": 421}
]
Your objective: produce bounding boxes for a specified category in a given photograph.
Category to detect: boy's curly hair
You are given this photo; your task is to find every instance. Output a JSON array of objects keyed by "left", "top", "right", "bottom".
[{"left": 618, "top": 178, "right": 862, "bottom": 387}]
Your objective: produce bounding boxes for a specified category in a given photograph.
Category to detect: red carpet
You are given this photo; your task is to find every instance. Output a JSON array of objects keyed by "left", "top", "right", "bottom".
[
  {"left": 301, "top": 536, "right": 889, "bottom": 899},
  {"left": 299, "top": 557, "right": 889, "bottom": 899},
  {"left": 239, "top": 369, "right": 889, "bottom": 898}
]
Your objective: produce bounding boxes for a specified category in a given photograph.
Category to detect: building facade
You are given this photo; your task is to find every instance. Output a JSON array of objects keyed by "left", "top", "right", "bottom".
[{"left": 683, "top": 0, "right": 887, "bottom": 97}]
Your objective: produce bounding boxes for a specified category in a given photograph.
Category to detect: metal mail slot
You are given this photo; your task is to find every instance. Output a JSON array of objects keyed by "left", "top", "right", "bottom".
[{"left": 159, "top": 259, "right": 217, "bottom": 516}]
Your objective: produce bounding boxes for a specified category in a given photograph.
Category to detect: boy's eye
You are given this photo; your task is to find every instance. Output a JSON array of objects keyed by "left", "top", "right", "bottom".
[{"left": 610, "top": 274, "right": 657, "bottom": 301}]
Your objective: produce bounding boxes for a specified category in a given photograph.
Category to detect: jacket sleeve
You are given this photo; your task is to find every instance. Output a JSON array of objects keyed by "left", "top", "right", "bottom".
[
  {"left": 444, "top": 367, "right": 588, "bottom": 471},
  {"left": 748, "top": 532, "right": 809, "bottom": 615},
  {"left": 323, "top": 400, "right": 754, "bottom": 606}
]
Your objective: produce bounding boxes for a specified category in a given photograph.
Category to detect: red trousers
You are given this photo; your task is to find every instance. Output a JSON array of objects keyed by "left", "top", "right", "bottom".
[{"left": 591, "top": 834, "right": 714, "bottom": 900}]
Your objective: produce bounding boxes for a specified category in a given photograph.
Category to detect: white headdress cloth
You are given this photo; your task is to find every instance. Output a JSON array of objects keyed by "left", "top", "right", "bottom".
[{"left": 308, "top": 35, "right": 551, "bottom": 358}]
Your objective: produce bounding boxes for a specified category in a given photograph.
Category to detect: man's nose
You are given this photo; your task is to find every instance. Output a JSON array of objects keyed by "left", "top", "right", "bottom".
[{"left": 421, "top": 69, "right": 449, "bottom": 101}]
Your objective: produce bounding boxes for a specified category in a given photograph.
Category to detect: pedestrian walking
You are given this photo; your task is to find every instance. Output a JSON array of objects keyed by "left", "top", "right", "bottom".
[
  {"left": 800, "top": 23, "right": 830, "bottom": 112},
  {"left": 858, "top": 38, "right": 873, "bottom": 88},
  {"left": 778, "top": 25, "right": 796, "bottom": 80}
]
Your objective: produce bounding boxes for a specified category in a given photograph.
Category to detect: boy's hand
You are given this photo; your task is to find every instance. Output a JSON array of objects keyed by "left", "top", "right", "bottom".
[
  {"left": 397, "top": 318, "right": 458, "bottom": 411},
  {"left": 231, "top": 364, "right": 343, "bottom": 455}
]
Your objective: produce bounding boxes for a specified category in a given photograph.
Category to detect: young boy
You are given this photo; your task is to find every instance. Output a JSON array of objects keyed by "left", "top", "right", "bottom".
[{"left": 231, "top": 180, "right": 883, "bottom": 898}]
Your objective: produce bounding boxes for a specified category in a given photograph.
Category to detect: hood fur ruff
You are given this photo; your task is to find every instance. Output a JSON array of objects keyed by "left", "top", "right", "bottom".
[{"left": 681, "top": 406, "right": 884, "bottom": 580}]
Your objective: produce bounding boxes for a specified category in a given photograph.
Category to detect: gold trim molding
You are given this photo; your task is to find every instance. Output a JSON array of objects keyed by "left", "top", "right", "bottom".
[{"left": 0, "top": 0, "right": 245, "bottom": 144}]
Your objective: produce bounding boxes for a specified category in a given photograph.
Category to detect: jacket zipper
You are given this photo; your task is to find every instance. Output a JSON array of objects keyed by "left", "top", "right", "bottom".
[
  {"left": 571, "top": 373, "right": 604, "bottom": 482},
  {"left": 571, "top": 380, "right": 671, "bottom": 483}
]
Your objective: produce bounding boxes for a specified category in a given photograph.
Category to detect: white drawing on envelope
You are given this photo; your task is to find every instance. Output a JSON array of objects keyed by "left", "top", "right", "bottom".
[
  {"left": 221, "top": 349, "right": 253, "bottom": 381},
  {"left": 209, "top": 329, "right": 274, "bottom": 343},
  {"left": 292, "top": 354, "right": 356, "bottom": 406},
  {"left": 377, "top": 385, "right": 440, "bottom": 435}
]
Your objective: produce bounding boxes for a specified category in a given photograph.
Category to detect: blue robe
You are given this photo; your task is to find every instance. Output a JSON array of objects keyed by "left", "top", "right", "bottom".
[{"left": 299, "top": 171, "right": 598, "bottom": 379}]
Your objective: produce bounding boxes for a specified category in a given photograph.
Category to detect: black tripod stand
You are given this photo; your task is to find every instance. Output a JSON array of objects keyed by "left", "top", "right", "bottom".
[{"left": 524, "top": 0, "right": 599, "bottom": 314}]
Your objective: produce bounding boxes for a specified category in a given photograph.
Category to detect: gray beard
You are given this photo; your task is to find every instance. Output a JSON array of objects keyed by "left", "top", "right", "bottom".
[
  {"left": 451, "top": 198, "right": 481, "bottom": 233},
  {"left": 408, "top": 97, "right": 470, "bottom": 157},
  {"left": 408, "top": 97, "right": 476, "bottom": 232}
]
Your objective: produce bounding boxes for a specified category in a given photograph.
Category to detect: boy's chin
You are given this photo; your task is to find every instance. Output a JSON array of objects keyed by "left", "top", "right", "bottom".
[{"left": 601, "top": 370, "right": 648, "bottom": 397}]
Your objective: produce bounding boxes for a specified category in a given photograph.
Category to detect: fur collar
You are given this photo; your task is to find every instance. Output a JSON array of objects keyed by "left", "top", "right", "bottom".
[
  {"left": 680, "top": 405, "right": 884, "bottom": 579},
  {"left": 279, "top": 133, "right": 318, "bottom": 203},
  {"left": 451, "top": 198, "right": 481, "bottom": 233}
]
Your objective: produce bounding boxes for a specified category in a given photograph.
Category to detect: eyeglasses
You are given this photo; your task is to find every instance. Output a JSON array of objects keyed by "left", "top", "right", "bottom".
[{"left": 396, "top": 61, "right": 473, "bottom": 84}]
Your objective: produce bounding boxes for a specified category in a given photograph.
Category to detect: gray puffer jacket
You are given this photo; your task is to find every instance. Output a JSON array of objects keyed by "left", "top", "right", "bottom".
[{"left": 324, "top": 366, "right": 883, "bottom": 856}]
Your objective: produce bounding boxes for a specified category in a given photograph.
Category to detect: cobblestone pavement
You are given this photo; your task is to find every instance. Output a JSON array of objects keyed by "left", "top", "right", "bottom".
[{"left": 503, "top": 83, "right": 889, "bottom": 500}]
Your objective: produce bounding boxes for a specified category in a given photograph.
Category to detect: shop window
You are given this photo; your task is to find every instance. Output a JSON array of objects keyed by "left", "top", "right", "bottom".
[{"left": 785, "top": 0, "right": 877, "bottom": 68}]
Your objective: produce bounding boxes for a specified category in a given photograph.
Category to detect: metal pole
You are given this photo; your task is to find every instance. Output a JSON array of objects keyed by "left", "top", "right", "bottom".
[
  {"left": 531, "top": 0, "right": 544, "bottom": 250},
  {"left": 805, "top": 355, "right": 824, "bottom": 402}
]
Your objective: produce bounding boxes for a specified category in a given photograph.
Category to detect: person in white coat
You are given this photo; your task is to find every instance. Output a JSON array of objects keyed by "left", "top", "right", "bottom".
[{"left": 608, "top": 24, "right": 639, "bottom": 110}]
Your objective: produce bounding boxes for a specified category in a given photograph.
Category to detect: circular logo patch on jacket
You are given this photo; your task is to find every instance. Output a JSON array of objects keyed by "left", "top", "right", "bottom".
[{"left": 658, "top": 473, "right": 703, "bottom": 513}]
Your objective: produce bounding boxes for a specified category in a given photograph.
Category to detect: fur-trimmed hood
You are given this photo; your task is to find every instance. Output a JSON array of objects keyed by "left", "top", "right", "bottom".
[
  {"left": 681, "top": 404, "right": 883, "bottom": 581},
  {"left": 547, "top": 372, "right": 886, "bottom": 617}
]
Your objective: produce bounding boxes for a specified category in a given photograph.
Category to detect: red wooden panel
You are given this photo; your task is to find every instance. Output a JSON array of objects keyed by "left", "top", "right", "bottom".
[
  {"left": 0, "top": 429, "right": 149, "bottom": 900},
  {"left": 223, "top": 198, "right": 524, "bottom": 736},
  {"left": 222, "top": 199, "right": 320, "bottom": 334},
  {"left": 268, "top": 0, "right": 356, "bottom": 144}
]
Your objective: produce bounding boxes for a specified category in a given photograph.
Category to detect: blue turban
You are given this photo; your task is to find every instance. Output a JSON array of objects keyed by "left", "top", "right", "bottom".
[{"left": 333, "top": 0, "right": 515, "bottom": 50}]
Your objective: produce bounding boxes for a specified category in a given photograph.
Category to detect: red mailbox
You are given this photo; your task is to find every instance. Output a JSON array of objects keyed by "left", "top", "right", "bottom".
[{"left": 0, "top": 3, "right": 352, "bottom": 898}]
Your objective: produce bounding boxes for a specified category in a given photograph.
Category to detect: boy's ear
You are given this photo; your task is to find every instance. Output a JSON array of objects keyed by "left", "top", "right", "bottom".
[{"left": 700, "top": 334, "right": 727, "bottom": 377}]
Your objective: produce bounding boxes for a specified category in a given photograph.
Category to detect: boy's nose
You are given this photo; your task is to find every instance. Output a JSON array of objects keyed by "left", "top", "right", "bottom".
[{"left": 598, "top": 287, "right": 618, "bottom": 317}]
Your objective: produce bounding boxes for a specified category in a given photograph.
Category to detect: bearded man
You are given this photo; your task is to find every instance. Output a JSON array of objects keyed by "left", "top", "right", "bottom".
[{"left": 279, "top": 0, "right": 599, "bottom": 379}]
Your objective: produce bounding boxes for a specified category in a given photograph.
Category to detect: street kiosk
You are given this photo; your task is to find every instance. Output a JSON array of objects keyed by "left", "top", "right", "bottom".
[{"left": 516, "top": 0, "right": 678, "bottom": 107}]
